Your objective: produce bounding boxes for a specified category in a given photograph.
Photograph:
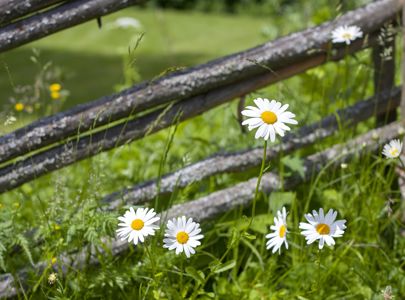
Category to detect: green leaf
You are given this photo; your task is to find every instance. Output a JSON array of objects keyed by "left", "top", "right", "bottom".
[
  {"left": 0, "top": 241, "right": 6, "bottom": 271},
  {"left": 227, "top": 228, "right": 240, "bottom": 249},
  {"left": 185, "top": 266, "right": 205, "bottom": 284},
  {"left": 211, "top": 260, "right": 236, "bottom": 274},
  {"left": 235, "top": 215, "right": 250, "bottom": 232},
  {"left": 249, "top": 214, "right": 274, "bottom": 234},
  {"left": 281, "top": 155, "right": 305, "bottom": 179},
  {"left": 323, "top": 189, "right": 342, "bottom": 204},
  {"left": 269, "top": 192, "right": 295, "bottom": 214},
  {"left": 241, "top": 231, "right": 256, "bottom": 240},
  {"left": 241, "top": 238, "right": 264, "bottom": 269},
  {"left": 15, "top": 234, "right": 34, "bottom": 266}
]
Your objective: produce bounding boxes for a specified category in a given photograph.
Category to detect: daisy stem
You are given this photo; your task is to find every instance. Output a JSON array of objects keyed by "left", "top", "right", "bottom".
[
  {"left": 144, "top": 243, "right": 156, "bottom": 278},
  {"left": 250, "top": 140, "right": 268, "bottom": 224},
  {"left": 191, "top": 246, "right": 234, "bottom": 300},
  {"left": 317, "top": 250, "right": 322, "bottom": 290},
  {"left": 180, "top": 259, "right": 184, "bottom": 293},
  {"left": 398, "top": 156, "right": 405, "bottom": 170},
  {"left": 344, "top": 45, "right": 349, "bottom": 102}
]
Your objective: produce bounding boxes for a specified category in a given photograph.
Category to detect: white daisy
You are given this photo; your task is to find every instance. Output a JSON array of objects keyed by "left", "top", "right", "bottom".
[
  {"left": 299, "top": 208, "right": 346, "bottom": 250},
  {"left": 115, "top": 17, "right": 142, "bottom": 29},
  {"left": 331, "top": 25, "right": 363, "bottom": 45},
  {"left": 116, "top": 207, "right": 160, "bottom": 245},
  {"left": 163, "top": 216, "right": 203, "bottom": 258},
  {"left": 265, "top": 207, "right": 289, "bottom": 254},
  {"left": 48, "top": 273, "right": 57, "bottom": 285},
  {"left": 382, "top": 139, "right": 403, "bottom": 159},
  {"left": 241, "top": 98, "right": 298, "bottom": 142}
]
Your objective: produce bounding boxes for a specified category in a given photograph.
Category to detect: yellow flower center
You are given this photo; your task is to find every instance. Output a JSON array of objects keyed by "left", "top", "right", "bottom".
[
  {"left": 131, "top": 219, "right": 144, "bottom": 231},
  {"left": 390, "top": 147, "right": 399, "bottom": 157},
  {"left": 342, "top": 32, "right": 352, "bottom": 40},
  {"left": 316, "top": 223, "right": 330, "bottom": 235},
  {"left": 279, "top": 225, "right": 287, "bottom": 238},
  {"left": 261, "top": 111, "right": 278, "bottom": 124},
  {"left": 176, "top": 231, "right": 189, "bottom": 244},
  {"left": 15, "top": 103, "right": 24, "bottom": 111}
]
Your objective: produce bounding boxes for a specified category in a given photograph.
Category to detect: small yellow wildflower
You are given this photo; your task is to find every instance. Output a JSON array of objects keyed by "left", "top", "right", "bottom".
[
  {"left": 49, "top": 83, "right": 62, "bottom": 92},
  {"left": 50, "top": 91, "right": 61, "bottom": 100},
  {"left": 48, "top": 273, "right": 57, "bottom": 285},
  {"left": 25, "top": 105, "right": 34, "bottom": 113},
  {"left": 51, "top": 257, "right": 57, "bottom": 265},
  {"left": 49, "top": 83, "right": 62, "bottom": 100},
  {"left": 14, "top": 103, "right": 24, "bottom": 112},
  {"left": 54, "top": 224, "right": 61, "bottom": 231}
]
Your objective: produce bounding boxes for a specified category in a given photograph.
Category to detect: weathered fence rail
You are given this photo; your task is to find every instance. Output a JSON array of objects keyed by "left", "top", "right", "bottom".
[
  {"left": 0, "top": 0, "right": 404, "bottom": 297},
  {"left": 6, "top": 86, "right": 400, "bottom": 264},
  {"left": 7, "top": 87, "right": 401, "bottom": 259},
  {"left": 0, "top": 37, "right": 384, "bottom": 193},
  {"left": 0, "top": 0, "right": 401, "bottom": 168},
  {"left": 0, "top": 0, "right": 144, "bottom": 52},
  {"left": 103, "top": 87, "right": 401, "bottom": 210}
]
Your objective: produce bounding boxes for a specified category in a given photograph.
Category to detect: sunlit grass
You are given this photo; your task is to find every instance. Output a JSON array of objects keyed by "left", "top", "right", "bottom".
[{"left": 0, "top": 2, "right": 404, "bottom": 299}]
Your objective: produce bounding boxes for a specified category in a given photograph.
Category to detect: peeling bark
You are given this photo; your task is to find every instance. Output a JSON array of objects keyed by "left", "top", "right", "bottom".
[
  {"left": 0, "top": 0, "right": 63, "bottom": 25},
  {"left": 0, "top": 121, "right": 402, "bottom": 298},
  {"left": 0, "top": 0, "right": 401, "bottom": 165},
  {"left": 103, "top": 87, "right": 401, "bottom": 209}
]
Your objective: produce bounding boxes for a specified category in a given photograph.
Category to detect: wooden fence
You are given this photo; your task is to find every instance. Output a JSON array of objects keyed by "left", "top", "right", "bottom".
[{"left": 0, "top": 0, "right": 404, "bottom": 297}]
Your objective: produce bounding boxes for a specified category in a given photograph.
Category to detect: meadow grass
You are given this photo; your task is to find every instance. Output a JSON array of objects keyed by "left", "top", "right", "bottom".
[
  {"left": 0, "top": 7, "right": 276, "bottom": 111},
  {"left": 0, "top": 3, "right": 404, "bottom": 300}
]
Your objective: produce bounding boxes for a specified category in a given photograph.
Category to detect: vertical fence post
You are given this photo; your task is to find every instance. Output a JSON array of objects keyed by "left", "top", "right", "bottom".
[
  {"left": 401, "top": 7, "right": 405, "bottom": 127},
  {"left": 401, "top": 4, "right": 405, "bottom": 231},
  {"left": 374, "top": 22, "right": 396, "bottom": 126},
  {"left": 237, "top": 95, "right": 247, "bottom": 133}
]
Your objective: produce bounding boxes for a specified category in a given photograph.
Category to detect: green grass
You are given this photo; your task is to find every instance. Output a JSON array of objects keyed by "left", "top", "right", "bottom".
[
  {"left": 0, "top": 7, "right": 276, "bottom": 110},
  {"left": 0, "top": 2, "right": 404, "bottom": 300}
]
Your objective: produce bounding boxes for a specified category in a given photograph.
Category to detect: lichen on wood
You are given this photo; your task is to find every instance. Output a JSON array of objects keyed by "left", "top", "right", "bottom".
[{"left": 0, "top": 0, "right": 401, "bottom": 166}]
